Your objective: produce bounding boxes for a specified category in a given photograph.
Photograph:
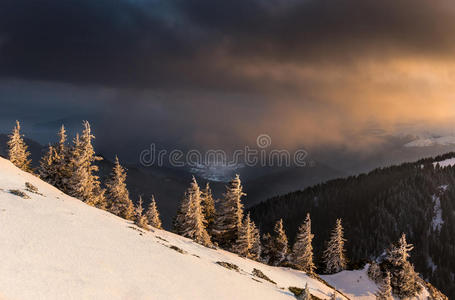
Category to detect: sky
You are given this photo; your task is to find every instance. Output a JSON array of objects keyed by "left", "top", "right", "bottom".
[{"left": 1, "top": 0, "right": 455, "bottom": 163}]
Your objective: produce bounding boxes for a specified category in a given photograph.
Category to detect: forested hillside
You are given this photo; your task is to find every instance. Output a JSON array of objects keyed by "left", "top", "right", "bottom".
[{"left": 249, "top": 153, "right": 455, "bottom": 298}]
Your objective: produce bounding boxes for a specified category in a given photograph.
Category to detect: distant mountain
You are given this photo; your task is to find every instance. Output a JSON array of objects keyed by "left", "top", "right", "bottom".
[
  {"left": 249, "top": 152, "right": 455, "bottom": 299},
  {"left": 404, "top": 135, "right": 455, "bottom": 148},
  {"left": 310, "top": 134, "right": 455, "bottom": 176}
]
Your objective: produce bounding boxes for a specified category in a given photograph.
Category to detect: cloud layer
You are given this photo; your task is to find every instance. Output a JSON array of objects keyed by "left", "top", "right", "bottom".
[{"left": 1, "top": 0, "right": 455, "bottom": 152}]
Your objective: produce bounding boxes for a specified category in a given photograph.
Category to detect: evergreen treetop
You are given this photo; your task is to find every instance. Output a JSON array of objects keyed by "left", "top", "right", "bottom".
[
  {"left": 174, "top": 177, "right": 212, "bottom": 247},
  {"left": 201, "top": 182, "right": 216, "bottom": 233},
  {"left": 213, "top": 174, "right": 245, "bottom": 248},
  {"left": 8, "top": 120, "right": 31, "bottom": 172},
  {"left": 146, "top": 195, "right": 162, "bottom": 229},
  {"left": 68, "top": 122, "right": 106, "bottom": 208},
  {"left": 106, "top": 156, "right": 134, "bottom": 219},
  {"left": 292, "top": 213, "right": 315, "bottom": 274},
  {"left": 134, "top": 196, "right": 149, "bottom": 230},
  {"left": 323, "top": 219, "right": 347, "bottom": 274},
  {"left": 270, "top": 219, "right": 289, "bottom": 266}
]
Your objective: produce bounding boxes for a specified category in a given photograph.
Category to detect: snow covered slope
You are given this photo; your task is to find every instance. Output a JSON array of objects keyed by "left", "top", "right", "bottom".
[
  {"left": 0, "top": 157, "right": 434, "bottom": 300},
  {"left": 0, "top": 157, "right": 342, "bottom": 300},
  {"left": 433, "top": 157, "right": 455, "bottom": 168},
  {"left": 322, "top": 266, "right": 432, "bottom": 300}
]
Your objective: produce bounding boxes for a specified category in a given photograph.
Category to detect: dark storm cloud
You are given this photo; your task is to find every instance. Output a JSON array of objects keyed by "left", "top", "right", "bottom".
[
  {"left": 2, "top": 0, "right": 455, "bottom": 156},
  {"left": 0, "top": 0, "right": 189, "bottom": 87},
  {"left": 1, "top": 0, "right": 455, "bottom": 89}
]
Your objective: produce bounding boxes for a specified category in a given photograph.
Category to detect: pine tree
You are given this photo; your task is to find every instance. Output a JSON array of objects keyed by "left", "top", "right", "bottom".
[
  {"left": 386, "top": 233, "right": 413, "bottom": 266},
  {"left": 213, "top": 174, "right": 245, "bottom": 248},
  {"left": 201, "top": 183, "right": 216, "bottom": 234},
  {"left": 394, "top": 262, "right": 419, "bottom": 298},
  {"left": 56, "top": 125, "right": 67, "bottom": 156},
  {"left": 292, "top": 213, "right": 316, "bottom": 274},
  {"left": 261, "top": 233, "right": 274, "bottom": 264},
  {"left": 146, "top": 195, "right": 162, "bottom": 229},
  {"left": 250, "top": 220, "right": 262, "bottom": 261},
  {"left": 323, "top": 219, "right": 347, "bottom": 274},
  {"left": 174, "top": 177, "right": 212, "bottom": 247},
  {"left": 270, "top": 219, "right": 289, "bottom": 266},
  {"left": 385, "top": 233, "right": 420, "bottom": 298},
  {"left": 174, "top": 180, "right": 195, "bottom": 235},
  {"left": 67, "top": 133, "right": 83, "bottom": 192},
  {"left": 68, "top": 122, "right": 106, "bottom": 208},
  {"left": 233, "top": 213, "right": 256, "bottom": 258},
  {"left": 39, "top": 144, "right": 60, "bottom": 185},
  {"left": 134, "top": 196, "right": 149, "bottom": 229},
  {"left": 39, "top": 125, "right": 70, "bottom": 189},
  {"left": 302, "top": 283, "right": 311, "bottom": 300},
  {"left": 54, "top": 125, "right": 72, "bottom": 191},
  {"left": 376, "top": 271, "right": 393, "bottom": 300},
  {"left": 105, "top": 156, "right": 135, "bottom": 219},
  {"left": 367, "top": 261, "right": 382, "bottom": 283},
  {"left": 8, "top": 120, "right": 31, "bottom": 171}
]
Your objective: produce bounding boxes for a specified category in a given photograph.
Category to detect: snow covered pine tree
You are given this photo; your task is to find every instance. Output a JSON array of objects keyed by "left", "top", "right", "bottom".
[
  {"left": 68, "top": 121, "right": 106, "bottom": 208},
  {"left": 233, "top": 213, "right": 253, "bottom": 257},
  {"left": 233, "top": 213, "right": 261, "bottom": 259},
  {"left": 39, "top": 125, "right": 71, "bottom": 190},
  {"left": 201, "top": 183, "right": 216, "bottom": 235},
  {"left": 261, "top": 233, "right": 274, "bottom": 264},
  {"left": 105, "top": 156, "right": 135, "bottom": 219},
  {"left": 39, "top": 145, "right": 59, "bottom": 185},
  {"left": 292, "top": 213, "right": 316, "bottom": 274},
  {"left": 270, "top": 219, "right": 289, "bottom": 266},
  {"left": 174, "top": 177, "right": 212, "bottom": 247},
  {"left": 7, "top": 120, "right": 31, "bottom": 172},
  {"left": 385, "top": 233, "right": 421, "bottom": 297},
  {"left": 134, "top": 196, "right": 149, "bottom": 229},
  {"left": 54, "top": 125, "right": 72, "bottom": 191},
  {"left": 375, "top": 271, "right": 393, "bottom": 300},
  {"left": 146, "top": 195, "right": 162, "bottom": 229},
  {"left": 250, "top": 221, "right": 262, "bottom": 261},
  {"left": 213, "top": 174, "right": 245, "bottom": 248},
  {"left": 367, "top": 261, "right": 382, "bottom": 283},
  {"left": 323, "top": 219, "right": 347, "bottom": 274}
]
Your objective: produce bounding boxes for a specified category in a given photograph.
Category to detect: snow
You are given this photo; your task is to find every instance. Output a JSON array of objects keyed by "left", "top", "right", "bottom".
[
  {"left": 431, "top": 185, "right": 447, "bottom": 232},
  {"left": 0, "top": 157, "right": 338, "bottom": 300},
  {"left": 322, "top": 265, "right": 431, "bottom": 300},
  {"left": 427, "top": 256, "right": 437, "bottom": 273},
  {"left": 432, "top": 158, "right": 455, "bottom": 168},
  {"left": 431, "top": 195, "right": 444, "bottom": 232},
  {"left": 404, "top": 136, "right": 455, "bottom": 147},
  {"left": 322, "top": 266, "right": 378, "bottom": 300},
  {"left": 439, "top": 184, "right": 449, "bottom": 192}
]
